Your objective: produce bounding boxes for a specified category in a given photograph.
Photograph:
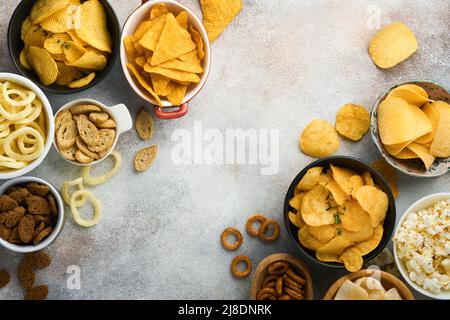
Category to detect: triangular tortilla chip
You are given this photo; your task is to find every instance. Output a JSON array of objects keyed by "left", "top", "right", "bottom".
[
  {"left": 200, "top": 0, "right": 243, "bottom": 42},
  {"left": 155, "top": 57, "right": 203, "bottom": 73},
  {"left": 150, "top": 74, "right": 170, "bottom": 96},
  {"left": 139, "top": 15, "right": 166, "bottom": 52},
  {"left": 166, "top": 83, "right": 188, "bottom": 105},
  {"left": 127, "top": 63, "right": 162, "bottom": 106}
]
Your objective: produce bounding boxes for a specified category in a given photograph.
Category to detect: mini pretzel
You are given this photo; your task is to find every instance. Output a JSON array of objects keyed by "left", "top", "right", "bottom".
[
  {"left": 267, "top": 261, "right": 290, "bottom": 275},
  {"left": 285, "top": 287, "right": 304, "bottom": 300},
  {"left": 286, "top": 269, "right": 306, "bottom": 286},
  {"left": 284, "top": 274, "right": 304, "bottom": 291},
  {"left": 256, "top": 287, "right": 276, "bottom": 300},
  {"left": 221, "top": 227, "right": 243, "bottom": 251},
  {"left": 245, "top": 214, "right": 267, "bottom": 237},
  {"left": 275, "top": 277, "right": 283, "bottom": 296},
  {"left": 258, "top": 219, "right": 280, "bottom": 242},
  {"left": 230, "top": 255, "right": 252, "bottom": 278},
  {"left": 262, "top": 275, "right": 279, "bottom": 287}
]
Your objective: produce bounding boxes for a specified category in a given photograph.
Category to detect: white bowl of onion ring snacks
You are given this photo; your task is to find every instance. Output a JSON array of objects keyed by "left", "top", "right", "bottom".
[{"left": 0, "top": 73, "right": 54, "bottom": 179}]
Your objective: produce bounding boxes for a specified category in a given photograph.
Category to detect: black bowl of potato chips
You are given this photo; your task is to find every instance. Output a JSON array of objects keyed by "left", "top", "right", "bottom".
[
  {"left": 284, "top": 156, "right": 396, "bottom": 272},
  {"left": 8, "top": 0, "right": 120, "bottom": 94}
]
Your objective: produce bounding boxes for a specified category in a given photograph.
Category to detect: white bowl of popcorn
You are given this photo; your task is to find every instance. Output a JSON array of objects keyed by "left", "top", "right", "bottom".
[{"left": 393, "top": 193, "right": 450, "bottom": 300}]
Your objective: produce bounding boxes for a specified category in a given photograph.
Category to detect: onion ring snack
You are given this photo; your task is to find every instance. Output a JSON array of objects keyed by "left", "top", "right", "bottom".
[
  {"left": 221, "top": 227, "right": 243, "bottom": 251},
  {"left": 259, "top": 219, "right": 280, "bottom": 242},
  {"left": 70, "top": 190, "right": 102, "bottom": 228},
  {"left": 230, "top": 255, "right": 252, "bottom": 278},
  {"left": 81, "top": 151, "right": 122, "bottom": 185},
  {"left": 245, "top": 214, "right": 267, "bottom": 237}
]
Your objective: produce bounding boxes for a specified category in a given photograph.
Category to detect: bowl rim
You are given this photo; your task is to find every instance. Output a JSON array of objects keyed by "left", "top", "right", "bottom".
[
  {"left": 283, "top": 155, "right": 396, "bottom": 269},
  {"left": 370, "top": 79, "right": 450, "bottom": 178},
  {"left": 119, "top": 0, "right": 211, "bottom": 107},
  {"left": 7, "top": 0, "right": 120, "bottom": 94},
  {"left": 0, "top": 176, "right": 65, "bottom": 253},
  {"left": 0, "top": 72, "right": 54, "bottom": 180},
  {"left": 392, "top": 192, "right": 450, "bottom": 300}
]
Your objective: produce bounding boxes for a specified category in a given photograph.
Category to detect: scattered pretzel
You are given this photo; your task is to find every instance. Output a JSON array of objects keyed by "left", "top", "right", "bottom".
[
  {"left": 230, "top": 255, "right": 252, "bottom": 278},
  {"left": 245, "top": 214, "right": 267, "bottom": 237},
  {"left": 221, "top": 227, "right": 243, "bottom": 251},
  {"left": 258, "top": 219, "right": 280, "bottom": 242}
]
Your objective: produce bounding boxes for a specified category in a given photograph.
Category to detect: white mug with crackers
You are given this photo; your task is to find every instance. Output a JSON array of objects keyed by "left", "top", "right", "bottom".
[{"left": 53, "top": 99, "right": 132, "bottom": 166}]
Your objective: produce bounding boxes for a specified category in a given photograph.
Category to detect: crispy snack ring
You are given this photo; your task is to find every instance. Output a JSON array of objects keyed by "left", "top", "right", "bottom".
[
  {"left": 61, "top": 177, "right": 87, "bottom": 206},
  {"left": 286, "top": 269, "right": 306, "bottom": 286},
  {"left": 256, "top": 287, "right": 276, "bottom": 300},
  {"left": 245, "top": 214, "right": 267, "bottom": 237},
  {"left": 278, "top": 295, "right": 292, "bottom": 300},
  {"left": 275, "top": 277, "right": 283, "bottom": 296},
  {"left": 262, "top": 275, "right": 279, "bottom": 287},
  {"left": 267, "top": 261, "right": 290, "bottom": 275},
  {"left": 221, "top": 227, "right": 243, "bottom": 251},
  {"left": 258, "top": 219, "right": 280, "bottom": 242},
  {"left": 70, "top": 190, "right": 102, "bottom": 228},
  {"left": 285, "top": 287, "right": 304, "bottom": 300},
  {"left": 81, "top": 151, "right": 122, "bottom": 186},
  {"left": 284, "top": 276, "right": 304, "bottom": 292},
  {"left": 230, "top": 255, "right": 252, "bottom": 278}
]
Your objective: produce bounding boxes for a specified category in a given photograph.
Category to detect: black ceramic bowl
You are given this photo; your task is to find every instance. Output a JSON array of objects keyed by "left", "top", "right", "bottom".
[
  {"left": 7, "top": 0, "right": 120, "bottom": 94},
  {"left": 283, "top": 156, "right": 396, "bottom": 269}
]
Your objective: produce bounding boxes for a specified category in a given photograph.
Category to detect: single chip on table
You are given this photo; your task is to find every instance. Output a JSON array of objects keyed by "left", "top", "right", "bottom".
[
  {"left": 335, "top": 104, "right": 370, "bottom": 141},
  {"left": 135, "top": 109, "right": 154, "bottom": 140},
  {"left": 200, "top": 0, "right": 243, "bottom": 42},
  {"left": 299, "top": 119, "right": 340, "bottom": 158}
]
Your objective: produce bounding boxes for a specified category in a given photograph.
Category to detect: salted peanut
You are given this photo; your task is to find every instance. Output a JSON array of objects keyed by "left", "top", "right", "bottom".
[
  {"left": 0, "top": 195, "right": 18, "bottom": 212},
  {"left": 24, "top": 251, "right": 51, "bottom": 269},
  {"left": 56, "top": 120, "right": 77, "bottom": 149},
  {"left": 87, "top": 129, "right": 115, "bottom": 153},
  {"left": 70, "top": 104, "right": 102, "bottom": 115},
  {"left": 17, "top": 261, "right": 35, "bottom": 290},
  {"left": 18, "top": 215, "right": 35, "bottom": 243},
  {"left": 25, "top": 196, "right": 52, "bottom": 215},
  {"left": 76, "top": 136, "right": 99, "bottom": 159},
  {"left": 135, "top": 109, "right": 154, "bottom": 140},
  {"left": 97, "top": 118, "right": 116, "bottom": 129},
  {"left": 88, "top": 112, "right": 109, "bottom": 126},
  {"left": 25, "top": 182, "right": 50, "bottom": 197},
  {"left": 33, "top": 227, "right": 53, "bottom": 245},
  {"left": 76, "top": 115, "right": 100, "bottom": 146},
  {"left": 25, "top": 285, "right": 48, "bottom": 300},
  {"left": 75, "top": 150, "right": 94, "bottom": 164}
]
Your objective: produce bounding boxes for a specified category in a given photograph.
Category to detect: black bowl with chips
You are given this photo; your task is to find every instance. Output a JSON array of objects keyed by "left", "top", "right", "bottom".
[
  {"left": 283, "top": 156, "right": 396, "bottom": 270},
  {"left": 7, "top": 0, "right": 120, "bottom": 94}
]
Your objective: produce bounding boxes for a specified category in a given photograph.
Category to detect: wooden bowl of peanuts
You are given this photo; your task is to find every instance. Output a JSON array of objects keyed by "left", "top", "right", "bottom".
[{"left": 250, "top": 253, "right": 314, "bottom": 300}]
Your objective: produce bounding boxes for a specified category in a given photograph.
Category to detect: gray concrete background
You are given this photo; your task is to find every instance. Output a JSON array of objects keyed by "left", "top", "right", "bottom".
[{"left": 0, "top": 0, "right": 449, "bottom": 300}]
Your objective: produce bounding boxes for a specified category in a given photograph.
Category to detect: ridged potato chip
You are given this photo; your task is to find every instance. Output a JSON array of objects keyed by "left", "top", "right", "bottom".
[
  {"left": 371, "top": 159, "right": 398, "bottom": 198},
  {"left": 21, "top": 17, "right": 32, "bottom": 41},
  {"left": 407, "top": 142, "right": 436, "bottom": 169},
  {"left": 339, "top": 247, "right": 363, "bottom": 272},
  {"left": 24, "top": 25, "right": 48, "bottom": 48},
  {"left": 296, "top": 167, "right": 323, "bottom": 191},
  {"left": 301, "top": 185, "right": 336, "bottom": 227},
  {"left": 386, "top": 84, "right": 431, "bottom": 107},
  {"left": 352, "top": 224, "right": 383, "bottom": 256},
  {"left": 316, "top": 236, "right": 352, "bottom": 262},
  {"left": 335, "top": 104, "right": 370, "bottom": 141},
  {"left": 67, "top": 29, "right": 87, "bottom": 46},
  {"left": 355, "top": 186, "right": 388, "bottom": 228},
  {"left": 40, "top": 4, "right": 81, "bottom": 33},
  {"left": 44, "top": 33, "right": 71, "bottom": 55},
  {"left": 139, "top": 16, "right": 166, "bottom": 52},
  {"left": 144, "top": 65, "right": 200, "bottom": 83},
  {"left": 127, "top": 63, "right": 162, "bottom": 106},
  {"left": 67, "top": 72, "right": 95, "bottom": 88},
  {"left": 75, "top": 0, "right": 112, "bottom": 53},
  {"left": 200, "top": 0, "right": 243, "bottom": 42},
  {"left": 30, "top": 0, "right": 72, "bottom": 24},
  {"left": 62, "top": 41, "right": 87, "bottom": 63},
  {"left": 55, "top": 62, "right": 83, "bottom": 85},
  {"left": 300, "top": 119, "right": 340, "bottom": 158},
  {"left": 369, "top": 22, "right": 418, "bottom": 69},
  {"left": 67, "top": 50, "right": 106, "bottom": 71},
  {"left": 166, "top": 83, "right": 188, "bottom": 106},
  {"left": 298, "top": 227, "right": 324, "bottom": 251},
  {"left": 20, "top": 49, "right": 31, "bottom": 70},
  {"left": 430, "top": 102, "right": 450, "bottom": 157},
  {"left": 28, "top": 46, "right": 58, "bottom": 86}
]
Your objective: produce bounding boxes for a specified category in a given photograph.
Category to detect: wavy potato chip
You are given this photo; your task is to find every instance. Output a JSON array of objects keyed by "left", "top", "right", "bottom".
[
  {"left": 139, "top": 15, "right": 167, "bottom": 52},
  {"left": 67, "top": 50, "right": 106, "bottom": 71},
  {"left": 296, "top": 167, "right": 323, "bottom": 191},
  {"left": 300, "top": 119, "right": 340, "bottom": 158},
  {"left": 30, "top": 0, "right": 72, "bottom": 24},
  {"left": 387, "top": 84, "right": 431, "bottom": 107},
  {"left": 144, "top": 65, "right": 200, "bottom": 83},
  {"left": 339, "top": 247, "right": 363, "bottom": 272},
  {"left": 21, "top": 17, "right": 32, "bottom": 41},
  {"left": 151, "top": 14, "right": 196, "bottom": 66},
  {"left": 352, "top": 224, "right": 383, "bottom": 256},
  {"left": 406, "top": 142, "right": 436, "bottom": 169},
  {"left": 369, "top": 22, "right": 418, "bottom": 69},
  {"left": 67, "top": 72, "right": 95, "bottom": 88},
  {"left": 316, "top": 236, "right": 352, "bottom": 262},
  {"left": 325, "top": 180, "right": 349, "bottom": 206},
  {"left": 67, "top": 29, "right": 87, "bottom": 46},
  {"left": 200, "top": 0, "right": 243, "bottom": 42},
  {"left": 336, "top": 104, "right": 370, "bottom": 141},
  {"left": 20, "top": 49, "right": 31, "bottom": 70},
  {"left": 308, "top": 224, "right": 337, "bottom": 244},
  {"left": 430, "top": 103, "right": 450, "bottom": 157},
  {"left": 334, "top": 279, "right": 369, "bottom": 300},
  {"left": 55, "top": 62, "right": 83, "bottom": 85},
  {"left": 127, "top": 63, "right": 162, "bottom": 106},
  {"left": 371, "top": 159, "right": 398, "bottom": 198},
  {"left": 166, "top": 83, "right": 188, "bottom": 105},
  {"left": 301, "top": 185, "right": 336, "bottom": 226},
  {"left": 298, "top": 226, "right": 325, "bottom": 251},
  {"left": 355, "top": 186, "right": 388, "bottom": 228},
  {"left": 28, "top": 46, "right": 58, "bottom": 86},
  {"left": 75, "top": 0, "right": 112, "bottom": 53},
  {"left": 24, "top": 25, "right": 48, "bottom": 48},
  {"left": 44, "top": 33, "right": 71, "bottom": 55},
  {"left": 62, "top": 41, "right": 87, "bottom": 63},
  {"left": 40, "top": 4, "right": 81, "bottom": 33},
  {"left": 330, "top": 164, "right": 357, "bottom": 196}
]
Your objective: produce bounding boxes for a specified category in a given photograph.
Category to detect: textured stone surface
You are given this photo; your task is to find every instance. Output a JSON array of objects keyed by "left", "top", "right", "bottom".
[{"left": 0, "top": 0, "right": 449, "bottom": 300}]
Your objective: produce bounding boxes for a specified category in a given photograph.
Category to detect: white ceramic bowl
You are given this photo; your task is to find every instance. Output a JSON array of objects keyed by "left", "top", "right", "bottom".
[
  {"left": 0, "top": 73, "right": 54, "bottom": 180},
  {"left": 393, "top": 193, "right": 450, "bottom": 300},
  {"left": 53, "top": 98, "right": 132, "bottom": 166},
  {"left": 120, "top": 0, "right": 211, "bottom": 119},
  {"left": 0, "top": 176, "right": 64, "bottom": 253}
]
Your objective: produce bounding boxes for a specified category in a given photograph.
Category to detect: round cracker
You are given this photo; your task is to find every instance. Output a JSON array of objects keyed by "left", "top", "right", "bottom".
[{"left": 336, "top": 104, "right": 370, "bottom": 141}]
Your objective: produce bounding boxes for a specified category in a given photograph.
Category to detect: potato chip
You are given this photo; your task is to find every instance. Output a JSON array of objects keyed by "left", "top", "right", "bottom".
[
  {"left": 176, "top": 11, "right": 189, "bottom": 29},
  {"left": 296, "top": 167, "right": 323, "bottom": 191},
  {"left": 334, "top": 279, "right": 369, "bottom": 300},
  {"left": 67, "top": 29, "right": 87, "bottom": 46},
  {"left": 289, "top": 193, "right": 304, "bottom": 212},
  {"left": 298, "top": 226, "right": 325, "bottom": 251},
  {"left": 75, "top": 0, "right": 112, "bottom": 53},
  {"left": 330, "top": 164, "right": 357, "bottom": 195},
  {"left": 348, "top": 175, "right": 364, "bottom": 199},
  {"left": 30, "top": 0, "right": 72, "bottom": 24},
  {"left": 155, "top": 58, "right": 203, "bottom": 74},
  {"left": 316, "top": 236, "right": 352, "bottom": 262},
  {"left": 318, "top": 172, "right": 332, "bottom": 186},
  {"left": 40, "top": 4, "right": 81, "bottom": 33},
  {"left": 149, "top": 3, "right": 169, "bottom": 20},
  {"left": 20, "top": 49, "right": 31, "bottom": 70},
  {"left": 44, "top": 33, "right": 71, "bottom": 55},
  {"left": 150, "top": 74, "right": 171, "bottom": 96},
  {"left": 342, "top": 212, "right": 373, "bottom": 243},
  {"left": 166, "top": 83, "right": 188, "bottom": 105},
  {"left": 288, "top": 211, "right": 300, "bottom": 228},
  {"left": 200, "top": 0, "right": 243, "bottom": 42},
  {"left": 408, "top": 104, "right": 433, "bottom": 140},
  {"left": 352, "top": 224, "right": 383, "bottom": 256},
  {"left": 369, "top": 22, "right": 418, "bottom": 69},
  {"left": 361, "top": 171, "right": 374, "bottom": 186},
  {"left": 301, "top": 185, "right": 336, "bottom": 226},
  {"left": 190, "top": 26, "right": 205, "bottom": 60},
  {"left": 430, "top": 104, "right": 450, "bottom": 157},
  {"left": 151, "top": 14, "right": 196, "bottom": 66},
  {"left": 144, "top": 65, "right": 200, "bottom": 83},
  {"left": 126, "top": 63, "right": 162, "bottom": 106},
  {"left": 335, "top": 104, "right": 370, "bottom": 141},
  {"left": 24, "top": 25, "right": 48, "bottom": 48},
  {"left": 387, "top": 84, "right": 431, "bottom": 107},
  {"left": 340, "top": 200, "right": 367, "bottom": 233},
  {"left": 62, "top": 41, "right": 87, "bottom": 63},
  {"left": 406, "top": 142, "right": 436, "bottom": 169},
  {"left": 67, "top": 50, "right": 106, "bottom": 71},
  {"left": 21, "top": 17, "right": 32, "bottom": 41},
  {"left": 325, "top": 180, "right": 349, "bottom": 206},
  {"left": 139, "top": 15, "right": 167, "bottom": 52},
  {"left": 67, "top": 72, "right": 95, "bottom": 88},
  {"left": 308, "top": 224, "right": 337, "bottom": 244},
  {"left": 340, "top": 247, "right": 363, "bottom": 272},
  {"left": 355, "top": 186, "right": 388, "bottom": 228},
  {"left": 395, "top": 148, "right": 419, "bottom": 160},
  {"left": 28, "top": 46, "right": 58, "bottom": 86},
  {"left": 415, "top": 102, "right": 439, "bottom": 144},
  {"left": 300, "top": 119, "right": 340, "bottom": 158},
  {"left": 55, "top": 62, "right": 83, "bottom": 85},
  {"left": 371, "top": 159, "right": 398, "bottom": 198},
  {"left": 378, "top": 97, "right": 417, "bottom": 145}
]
